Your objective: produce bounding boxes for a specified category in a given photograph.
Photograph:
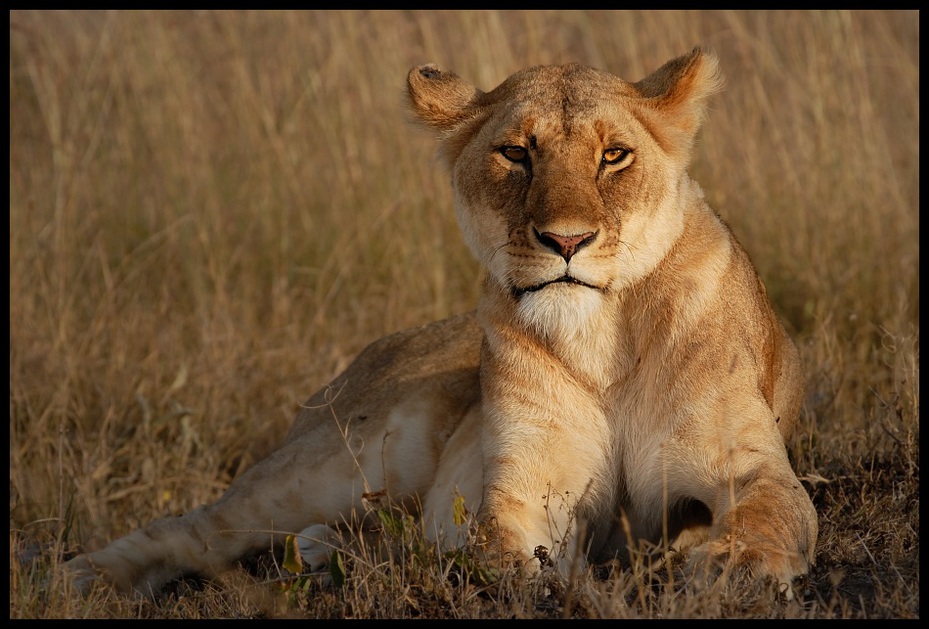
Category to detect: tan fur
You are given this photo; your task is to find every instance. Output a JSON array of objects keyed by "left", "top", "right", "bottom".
[{"left": 65, "top": 49, "right": 817, "bottom": 597}]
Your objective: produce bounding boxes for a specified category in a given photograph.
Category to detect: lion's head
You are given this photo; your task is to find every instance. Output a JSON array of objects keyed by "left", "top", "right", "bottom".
[{"left": 408, "top": 49, "right": 722, "bottom": 335}]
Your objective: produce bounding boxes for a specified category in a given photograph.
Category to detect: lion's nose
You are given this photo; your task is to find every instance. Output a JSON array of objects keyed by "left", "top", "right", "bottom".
[{"left": 535, "top": 229, "right": 597, "bottom": 263}]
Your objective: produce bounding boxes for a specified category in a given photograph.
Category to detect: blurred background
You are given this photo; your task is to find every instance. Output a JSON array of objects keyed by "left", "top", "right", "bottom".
[{"left": 9, "top": 10, "right": 918, "bottom": 591}]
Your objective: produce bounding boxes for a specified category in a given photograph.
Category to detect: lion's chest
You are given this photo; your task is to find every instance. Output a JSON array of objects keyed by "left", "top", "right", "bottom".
[{"left": 597, "top": 361, "right": 689, "bottom": 528}]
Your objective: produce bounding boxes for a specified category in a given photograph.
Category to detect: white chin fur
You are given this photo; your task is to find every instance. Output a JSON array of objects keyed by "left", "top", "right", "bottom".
[{"left": 514, "top": 284, "right": 603, "bottom": 338}]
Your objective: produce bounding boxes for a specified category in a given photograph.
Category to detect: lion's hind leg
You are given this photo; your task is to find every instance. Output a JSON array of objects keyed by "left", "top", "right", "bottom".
[
  {"left": 63, "top": 504, "right": 255, "bottom": 597},
  {"left": 63, "top": 434, "right": 363, "bottom": 596}
]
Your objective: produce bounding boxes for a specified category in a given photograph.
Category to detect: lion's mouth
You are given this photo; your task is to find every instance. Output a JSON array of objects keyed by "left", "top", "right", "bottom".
[{"left": 511, "top": 275, "right": 600, "bottom": 298}]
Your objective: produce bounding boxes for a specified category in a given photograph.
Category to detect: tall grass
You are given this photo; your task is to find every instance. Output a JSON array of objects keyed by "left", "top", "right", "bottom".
[{"left": 9, "top": 10, "right": 918, "bottom": 618}]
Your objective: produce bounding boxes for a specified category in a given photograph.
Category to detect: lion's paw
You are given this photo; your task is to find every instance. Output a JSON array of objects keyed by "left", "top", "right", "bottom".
[
  {"left": 687, "top": 536, "right": 807, "bottom": 599},
  {"left": 295, "top": 524, "right": 343, "bottom": 572}
]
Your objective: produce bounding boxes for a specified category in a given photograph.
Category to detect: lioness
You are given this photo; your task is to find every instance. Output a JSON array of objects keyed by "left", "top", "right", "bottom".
[{"left": 65, "top": 48, "right": 818, "bottom": 597}]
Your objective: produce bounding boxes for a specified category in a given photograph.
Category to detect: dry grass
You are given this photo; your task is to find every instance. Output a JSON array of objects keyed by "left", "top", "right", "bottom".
[{"left": 9, "top": 10, "right": 918, "bottom": 618}]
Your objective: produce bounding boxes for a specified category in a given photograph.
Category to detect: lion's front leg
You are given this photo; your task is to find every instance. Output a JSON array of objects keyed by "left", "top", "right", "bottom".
[
  {"left": 477, "top": 480, "right": 588, "bottom": 576},
  {"left": 669, "top": 413, "right": 818, "bottom": 592},
  {"left": 689, "top": 469, "right": 818, "bottom": 588},
  {"left": 475, "top": 386, "right": 610, "bottom": 576}
]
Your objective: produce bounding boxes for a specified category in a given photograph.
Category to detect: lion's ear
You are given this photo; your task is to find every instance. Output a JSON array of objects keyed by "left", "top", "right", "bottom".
[
  {"left": 407, "top": 64, "right": 483, "bottom": 131},
  {"left": 633, "top": 48, "right": 723, "bottom": 155}
]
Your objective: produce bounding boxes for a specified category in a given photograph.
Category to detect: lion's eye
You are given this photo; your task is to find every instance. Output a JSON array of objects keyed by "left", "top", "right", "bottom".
[
  {"left": 602, "top": 147, "right": 631, "bottom": 166},
  {"left": 501, "top": 146, "right": 528, "bottom": 163}
]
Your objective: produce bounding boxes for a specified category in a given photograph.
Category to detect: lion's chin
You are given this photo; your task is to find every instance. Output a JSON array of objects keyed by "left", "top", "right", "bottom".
[{"left": 513, "top": 284, "right": 604, "bottom": 337}]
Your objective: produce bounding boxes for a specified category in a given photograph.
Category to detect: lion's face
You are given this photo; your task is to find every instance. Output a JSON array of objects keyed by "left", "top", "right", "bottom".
[{"left": 408, "top": 54, "right": 721, "bottom": 333}]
